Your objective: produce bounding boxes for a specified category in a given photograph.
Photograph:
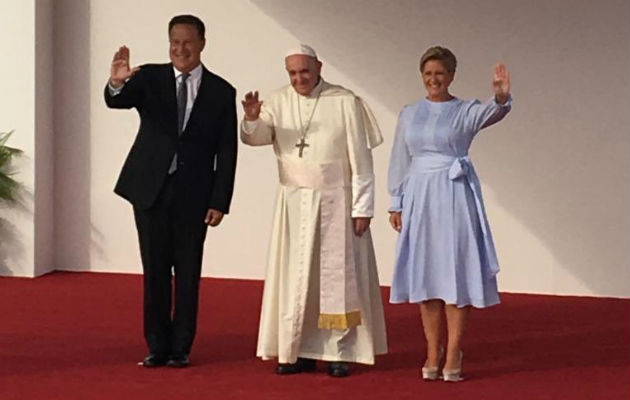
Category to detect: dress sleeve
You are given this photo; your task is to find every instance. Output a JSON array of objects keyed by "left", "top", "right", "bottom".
[
  {"left": 387, "top": 108, "right": 411, "bottom": 212},
  {"left": 463, "top": 95, "right": 512, "bottom": 134},
  {"left": 345, "top": 97, "right": 376, "bottom": 218}
]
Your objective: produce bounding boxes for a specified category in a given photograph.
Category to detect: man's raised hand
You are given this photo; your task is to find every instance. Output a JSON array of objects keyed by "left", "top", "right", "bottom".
[
  {"left": 110, "top": 46, "right": 140, "bottom": 88},
  {"left": 241, "top": 91, "right": 263, "bottom": 121}
]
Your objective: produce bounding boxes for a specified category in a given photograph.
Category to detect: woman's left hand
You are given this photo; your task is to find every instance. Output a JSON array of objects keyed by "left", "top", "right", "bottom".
[
  {"left": 389, "top": 212, "right": 402, "bottom": 232},
  {"left": 492, "top": 63, "right": 510, "bottom": 104}
]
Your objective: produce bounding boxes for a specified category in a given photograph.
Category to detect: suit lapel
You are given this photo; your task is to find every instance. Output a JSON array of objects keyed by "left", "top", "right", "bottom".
[
  {"left": 162, "top": 63, "right": 179, "bottom": 136},
  {"left": 182, "top": 66, "right": 218, "bottom": 136}
]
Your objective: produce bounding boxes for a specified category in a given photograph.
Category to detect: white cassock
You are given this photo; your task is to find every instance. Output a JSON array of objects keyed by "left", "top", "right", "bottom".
[{"left": 241, "top": 79, "right": 388, "bottom": 364}]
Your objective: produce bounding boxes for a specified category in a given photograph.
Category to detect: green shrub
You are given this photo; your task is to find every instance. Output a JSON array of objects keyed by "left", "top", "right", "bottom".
[{"left": 0, "top": 131, "right": 23, "bottom": 204}]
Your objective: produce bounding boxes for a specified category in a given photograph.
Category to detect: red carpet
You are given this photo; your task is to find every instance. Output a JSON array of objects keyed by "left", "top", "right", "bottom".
[{"left": 0, "top": 272, "right": 628, "bottom": 400}]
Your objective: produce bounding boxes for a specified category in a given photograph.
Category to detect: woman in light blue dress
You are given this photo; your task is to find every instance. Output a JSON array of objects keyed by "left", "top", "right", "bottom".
[{"left": 387, "top": 46, "right": 511, "bottom": 382}]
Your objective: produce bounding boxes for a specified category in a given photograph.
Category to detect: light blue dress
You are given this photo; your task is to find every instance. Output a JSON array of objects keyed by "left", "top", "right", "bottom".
[{"left": 388, "top": 96, "right": 512, "bottom": 308}]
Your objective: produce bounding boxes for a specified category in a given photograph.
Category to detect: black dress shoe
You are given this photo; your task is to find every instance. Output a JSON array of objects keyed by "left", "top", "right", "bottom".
[
  {"left": 167, "top": 354, "right": 190, "bottom": 368},
  {"left": 276, "top": 358, "right": 317, "bottom": 375},
  {"left": 328, "top": 361, "right": 350, "bottom": 377},
  {"left": 139, "top": 353, "right": 168, "bottom": 367}
]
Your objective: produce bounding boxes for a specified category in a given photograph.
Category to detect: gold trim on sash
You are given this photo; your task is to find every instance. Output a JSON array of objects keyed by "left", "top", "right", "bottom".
[{"left": 318, "top": 311, "right": 362, "bottom": 330}]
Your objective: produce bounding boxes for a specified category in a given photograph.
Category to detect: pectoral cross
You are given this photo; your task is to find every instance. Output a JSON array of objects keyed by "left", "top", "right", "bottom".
[{"left": 295, "top": 137, "right": 309, "bottom": 157}]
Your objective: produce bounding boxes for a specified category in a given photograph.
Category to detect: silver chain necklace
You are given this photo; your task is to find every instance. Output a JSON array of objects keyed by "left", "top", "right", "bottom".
[{"left": 295, "top": 84, "right": 322, "bottom": 157}]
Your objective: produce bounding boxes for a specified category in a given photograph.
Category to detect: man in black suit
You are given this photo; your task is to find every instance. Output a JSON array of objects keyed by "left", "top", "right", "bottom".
[{"left": 104, "top": 15, "right": 237, "bottom": 368}]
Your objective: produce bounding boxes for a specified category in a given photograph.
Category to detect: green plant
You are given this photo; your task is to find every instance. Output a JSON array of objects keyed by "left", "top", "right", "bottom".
[{"left": 0, "top": 131, "right": 23, "bottom": 204}]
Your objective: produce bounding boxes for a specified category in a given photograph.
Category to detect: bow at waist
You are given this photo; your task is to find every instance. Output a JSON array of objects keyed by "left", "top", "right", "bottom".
[
  {"left": 410, "top": 154, "right": 500, "bottom": 279},
  {"left": 410, "top": 154, "right": 472, "bottom": 180}
]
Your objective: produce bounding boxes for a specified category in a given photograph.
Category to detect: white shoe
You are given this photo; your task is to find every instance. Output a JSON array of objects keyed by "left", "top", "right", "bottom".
[
  {"left": 421, "top": 346, "right": 444, "bottom": 380},
  {"left": 442, "top": 351, "right": 464, "bottom": 382}
]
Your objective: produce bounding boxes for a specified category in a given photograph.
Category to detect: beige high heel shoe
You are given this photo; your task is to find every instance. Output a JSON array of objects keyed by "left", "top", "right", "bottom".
[
  {"left": 442, "top": 351, "right": 464, "bottom": 382},
  {"left": 421, "top": 346, "right": 444, "bottom": 380}
]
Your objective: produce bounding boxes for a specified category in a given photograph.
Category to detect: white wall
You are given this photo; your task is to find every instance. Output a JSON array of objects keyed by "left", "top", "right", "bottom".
[
  {"left": 244, "top": 0, "right": 630, "bottom": 298},
  {"left": 0, "top": 0, "right": 35, "bottom": 277},
  {"left": 0, "top": 0, "right": 55, "bottom": 277},
  {"left": 4, "top": 0, "right": 629, "bottom": 297}
]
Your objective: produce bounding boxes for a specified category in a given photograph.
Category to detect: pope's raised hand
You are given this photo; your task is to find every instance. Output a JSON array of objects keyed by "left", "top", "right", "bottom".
[
  {"left": 110, "top": 46, "right": 140, "bottom": 88},
  {"left": 241, "top": 91, "right": 263, "bottom": 121},
  {"left": 492, "top": 63, "right": 510, "bottom": 104}
]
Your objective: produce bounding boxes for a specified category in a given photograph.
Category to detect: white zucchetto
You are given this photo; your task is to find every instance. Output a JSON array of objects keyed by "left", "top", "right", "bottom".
[{"left": 285, "top": 44, "right": 318, "bottom": 59}]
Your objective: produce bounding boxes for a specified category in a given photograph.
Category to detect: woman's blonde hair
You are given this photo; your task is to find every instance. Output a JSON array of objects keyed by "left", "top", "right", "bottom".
[{"left": 419, "top": 46, "right": 457, "bottom": 74}]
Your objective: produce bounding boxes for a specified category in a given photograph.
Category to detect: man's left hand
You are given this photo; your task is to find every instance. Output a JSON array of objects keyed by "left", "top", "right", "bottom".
[
  {"left": 205, "top": 209, "right": 224, "bottom": 227},
  {"left": 353, "top": 217, "right": 371, "bottom": 237}
]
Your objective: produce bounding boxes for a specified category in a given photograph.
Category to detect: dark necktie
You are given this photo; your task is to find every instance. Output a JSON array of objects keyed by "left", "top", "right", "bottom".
[
  {"left": 169, "top": 73, "right": 190, "bottom": 174},
  {"left": 177, "top": 72, "right": 190, "bottom": 135}
]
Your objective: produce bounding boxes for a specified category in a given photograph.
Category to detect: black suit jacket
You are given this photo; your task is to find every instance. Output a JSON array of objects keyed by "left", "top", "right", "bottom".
[{"left": 104, "top": 63, "right": 237, "bottom": 215}]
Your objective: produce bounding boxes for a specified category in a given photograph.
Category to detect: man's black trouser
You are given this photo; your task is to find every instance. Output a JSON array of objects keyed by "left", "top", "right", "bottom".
[{"left": 133, "top": 174, "right": 208, "bottom": 357}]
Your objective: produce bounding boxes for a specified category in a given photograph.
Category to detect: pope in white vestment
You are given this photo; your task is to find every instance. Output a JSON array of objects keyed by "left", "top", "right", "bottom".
[{"left": 241, "top": 45, "right": 387, "bottom": 375}]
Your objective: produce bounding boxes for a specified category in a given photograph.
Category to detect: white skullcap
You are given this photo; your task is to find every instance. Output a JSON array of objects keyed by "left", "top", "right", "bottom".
[{"left": 285, "top": 44, "right": 318, "bottom": 59}]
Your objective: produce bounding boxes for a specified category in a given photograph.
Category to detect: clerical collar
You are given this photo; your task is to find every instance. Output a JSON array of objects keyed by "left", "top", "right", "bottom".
[
  {"left": 173, "top": 64, "right": 203, "bottom": 81},
  {"left": 301, "top": 78, "right": 324, "bottom": 99}
]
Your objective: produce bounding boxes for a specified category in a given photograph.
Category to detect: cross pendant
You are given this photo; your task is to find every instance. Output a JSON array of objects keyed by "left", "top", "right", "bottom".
[{"left": 295, "top": 138, "right": 309, "bottom": 158}]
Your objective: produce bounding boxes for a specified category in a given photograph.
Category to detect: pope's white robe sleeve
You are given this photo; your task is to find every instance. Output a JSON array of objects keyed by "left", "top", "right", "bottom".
[
  {"left": 345, "top": 98, "right": 375, "bottom": 218},
  {"left": 240, "top": 105, "right": 275, "bottom": 146}
]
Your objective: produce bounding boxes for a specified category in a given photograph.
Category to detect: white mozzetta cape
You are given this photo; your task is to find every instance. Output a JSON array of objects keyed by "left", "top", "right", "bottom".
[{"left": 242, "top": 80, "right": 387, "bottom": 364}]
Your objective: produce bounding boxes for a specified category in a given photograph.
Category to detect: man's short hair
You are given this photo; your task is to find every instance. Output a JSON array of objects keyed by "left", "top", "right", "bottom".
[
  {"left": 168, "top": 15, "right": 205, "bottom": 40},
  {"left": 419, "top": 46, "right": 457, "bottom": 74}
]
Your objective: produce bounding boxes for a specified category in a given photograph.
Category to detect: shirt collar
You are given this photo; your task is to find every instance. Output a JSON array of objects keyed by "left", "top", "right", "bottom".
[{"left": 173, "top": 63, "right": 203, "bottom": 81}]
